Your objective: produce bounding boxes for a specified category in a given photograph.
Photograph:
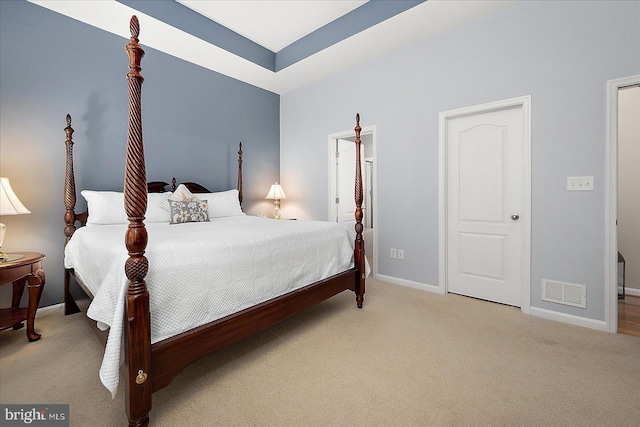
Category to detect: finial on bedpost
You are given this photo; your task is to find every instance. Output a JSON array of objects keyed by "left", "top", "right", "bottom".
[
  {"left": 130, "top": 15, "right": 140, "bottom": 38},
  {"left": 125, "top": 16, "right": 145, "bottom": 81},
  {"left": 64, "top": 114, "right": 76, "bottom": 245},
  {"left": 237, "top": 142, "right": 243, "bottom": 209},
  {"left": 353, "top": 113, "right": 365, "bottom": 308},
  {"left": 123, "top": 15, "right": 151, "bottom": 427}
]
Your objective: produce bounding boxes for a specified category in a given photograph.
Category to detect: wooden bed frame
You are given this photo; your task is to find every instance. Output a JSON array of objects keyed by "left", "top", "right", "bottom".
[{"left": 63, "top": 16, "right": 365, "bottom": 427}]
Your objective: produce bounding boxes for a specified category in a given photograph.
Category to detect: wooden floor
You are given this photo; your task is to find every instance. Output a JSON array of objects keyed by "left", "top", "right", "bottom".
[{"left": 618, "top": 295, "right": 640, "bottom": 337}]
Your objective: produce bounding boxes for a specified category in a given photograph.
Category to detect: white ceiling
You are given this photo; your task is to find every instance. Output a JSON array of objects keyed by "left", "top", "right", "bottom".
[
  {"left": 28, "top": 0, "right": 518, "bottom": 94},
  {"left": 178, "top": 0, "right": 367, "bottom": 52}
]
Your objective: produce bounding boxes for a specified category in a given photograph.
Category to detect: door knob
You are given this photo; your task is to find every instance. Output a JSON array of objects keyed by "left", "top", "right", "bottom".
[{"left": 511, "top": 214, "right": 520, "bottom": 221}]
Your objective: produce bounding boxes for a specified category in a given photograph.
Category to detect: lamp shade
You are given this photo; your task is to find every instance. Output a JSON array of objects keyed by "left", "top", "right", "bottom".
[
  {"left": 265, "top": 183, "right": 286, "bottom": 200},
  {"left": 0, "top": 177, "right": 31, "bottom": 215}
]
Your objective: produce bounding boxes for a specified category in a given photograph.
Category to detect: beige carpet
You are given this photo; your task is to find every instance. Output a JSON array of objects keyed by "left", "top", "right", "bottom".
[{"left": 1, "top": 278, "right": 639, "bottom": 426}]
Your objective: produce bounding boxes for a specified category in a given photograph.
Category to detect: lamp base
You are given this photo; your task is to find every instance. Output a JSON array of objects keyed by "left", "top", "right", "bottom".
[
  {"left": 273, "top": 200, "right": 281, "bottom": 220},
  {"left": 0, "top": 223, "right": 6, "bottom": 262}
]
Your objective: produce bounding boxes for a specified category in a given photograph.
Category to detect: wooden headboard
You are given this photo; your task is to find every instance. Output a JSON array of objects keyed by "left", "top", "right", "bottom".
[
  {"left": 146, "top": 142, "right": 243, "bottom": 201},
  {"left": 63, "top": 113, "right": 244, "bottom": 236}
]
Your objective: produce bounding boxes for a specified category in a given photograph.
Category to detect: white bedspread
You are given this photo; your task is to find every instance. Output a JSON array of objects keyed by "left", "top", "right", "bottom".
[{"left": 64, "top": 216, "right": 360, "bottom": 397}]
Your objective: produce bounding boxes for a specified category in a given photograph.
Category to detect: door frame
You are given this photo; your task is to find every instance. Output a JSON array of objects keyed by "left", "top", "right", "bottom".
[
  {"left": 364, "top": 157, "right": 374, "bottom": 229},
  {"left": 605, "top": 74, "right": 640, "bottom": 333},
  {"left": 334, "top": 138, "right": 364, "bottom": 224},
  {"left": 439, "top": 95, "right": 531, "bottom": 313},
  {"left": 328, "top": 125, "right": 378, "bottom": 278}
]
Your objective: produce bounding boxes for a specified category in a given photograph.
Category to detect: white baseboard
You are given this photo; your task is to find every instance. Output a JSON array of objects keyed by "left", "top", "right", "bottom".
[
  {"left": 36, "top": 303, "right": 64, "bottom": 318},
  {"left": 376, "top": 275, "right": 620, "bottom": 332},
  {"left": 530, "top": 307, "right": 608, "bottom": 332},
  {"left": 619, "top": 286, "right": 640, "bottom": 297},
  {"left": 375, "top": 273, "right": 637, "bottom": 332},
  {"left": 376, "top": 274, "right": 444, "bottom": 294}
]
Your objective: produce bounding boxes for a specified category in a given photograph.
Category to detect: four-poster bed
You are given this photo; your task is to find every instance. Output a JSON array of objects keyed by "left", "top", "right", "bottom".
[{"left": 63, "top": 16, "right": 366, "bottom": 426}]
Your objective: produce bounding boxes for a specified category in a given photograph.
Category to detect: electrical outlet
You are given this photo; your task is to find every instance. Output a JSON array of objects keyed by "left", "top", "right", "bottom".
[
  {"left": 567, "top": 176, "right": 594, "bottom": 191},
  {"left": 397, "top": 249, "right": 404, "bottom": 260},
  {"left": 390, "top": 248, "right": 397, "bottom": 259}
]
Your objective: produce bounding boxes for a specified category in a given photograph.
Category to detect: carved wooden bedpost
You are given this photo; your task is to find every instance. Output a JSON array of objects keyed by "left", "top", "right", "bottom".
[
  {"left": 238, "top": 142, "right": 243, "bottom": 207},
  {"left": 63, "top": 114, "right": 81, "bottom": 315},
  {"left": 354, "top": 113, "right": 366, "bottom": 308},
  {"left": 123, "top": 16, "right": 152, "bottom": 427},
  {"left": 63, "top": 114, "right": 76, "bottom": 246}
]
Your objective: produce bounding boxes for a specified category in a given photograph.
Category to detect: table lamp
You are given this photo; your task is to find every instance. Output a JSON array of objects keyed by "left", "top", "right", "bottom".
[
  {"left": 265, "top": 183, "right": 286, "bottom": 219},
  {"left": 0, "top": 177, "right": 31, "bottom": 261}
]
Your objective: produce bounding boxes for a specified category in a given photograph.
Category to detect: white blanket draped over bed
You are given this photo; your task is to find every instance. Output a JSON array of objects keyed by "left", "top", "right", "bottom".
[{"left": 64, "top": 216, "right": 359, "bottom": 397}]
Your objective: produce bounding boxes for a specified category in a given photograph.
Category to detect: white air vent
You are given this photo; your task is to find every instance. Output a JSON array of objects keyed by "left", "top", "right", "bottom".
[{"left": 541, "top": 280, "right": 587, "bottom": 308}]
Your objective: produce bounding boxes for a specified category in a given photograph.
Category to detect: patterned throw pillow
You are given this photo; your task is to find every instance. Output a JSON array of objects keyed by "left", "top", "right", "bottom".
[{"left": 169, "top": 199, "right": 210, "bottom": 224}]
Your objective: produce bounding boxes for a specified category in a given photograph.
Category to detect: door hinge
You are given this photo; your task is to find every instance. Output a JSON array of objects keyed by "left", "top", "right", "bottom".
[{"left": 336, "top": 197, "right": 340, "bottom": 203}]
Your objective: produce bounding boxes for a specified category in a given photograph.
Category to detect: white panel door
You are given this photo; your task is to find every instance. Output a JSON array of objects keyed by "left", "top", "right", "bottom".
[{"left": 446, "top": 106, "right": 524, "bottom": 306}]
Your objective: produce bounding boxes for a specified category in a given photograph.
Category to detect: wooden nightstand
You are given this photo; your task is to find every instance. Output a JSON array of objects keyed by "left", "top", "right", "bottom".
[{"left": 0, "top": 252, "right": 46, "bottom": 341}]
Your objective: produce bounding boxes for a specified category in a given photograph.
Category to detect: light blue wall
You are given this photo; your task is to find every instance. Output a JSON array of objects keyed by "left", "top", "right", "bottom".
[
  {"left": 280, "top": 1, "right": 640, "bottom": 321},
  {"left": 0, "top": 0, "right": 280, "bottom": 307}
]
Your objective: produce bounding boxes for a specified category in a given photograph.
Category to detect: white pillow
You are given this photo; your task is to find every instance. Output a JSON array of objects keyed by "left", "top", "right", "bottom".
[
  {"left": 196, "top": 189, "right": 244, "bottom": 218},
  {"left": 159, "top": 184, "right": 196, "bottom": 211},
  {"left": 146, "top": 192, "right": 171, "bottom": 222},
  {"left": 81, "top": 191, "right": 126, "bottom": 226},
  {"left": 82, "top": 190, "right": 172, "bottom": 225}
]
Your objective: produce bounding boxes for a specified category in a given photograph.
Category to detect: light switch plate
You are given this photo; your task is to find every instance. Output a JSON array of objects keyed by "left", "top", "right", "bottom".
[{"left": 567, "top": 176, "right": 594, "bottom": 191}]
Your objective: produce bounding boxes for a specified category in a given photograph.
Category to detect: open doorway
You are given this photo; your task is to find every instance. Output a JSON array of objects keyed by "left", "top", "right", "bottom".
[
  {"left": 328, "top": 125, "right": 377, "bottom": 277},
  {"left": 616, "top": 83, "right": 640, "bottom": 336},
  {"left": 606, "top": 74, "right": 640, "bottom": 334}
]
